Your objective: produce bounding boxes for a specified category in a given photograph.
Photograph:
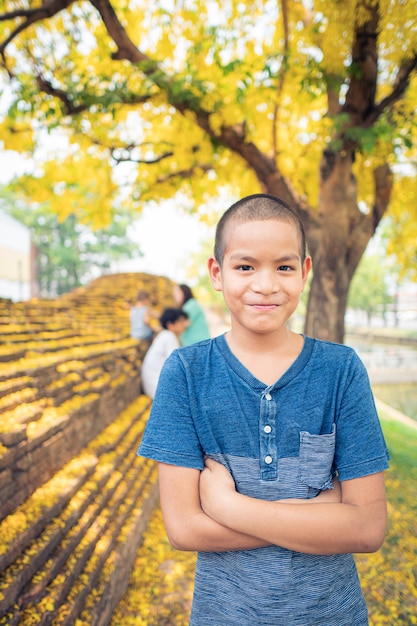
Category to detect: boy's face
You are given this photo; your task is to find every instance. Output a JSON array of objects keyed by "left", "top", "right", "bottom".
[{"left": 208, "top": 219, "right": 311, "bottom": 337}]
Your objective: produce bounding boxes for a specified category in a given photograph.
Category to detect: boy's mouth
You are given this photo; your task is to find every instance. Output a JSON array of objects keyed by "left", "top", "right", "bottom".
[{"left": 249, "top": 303, "right": 279, "bottom": 310}]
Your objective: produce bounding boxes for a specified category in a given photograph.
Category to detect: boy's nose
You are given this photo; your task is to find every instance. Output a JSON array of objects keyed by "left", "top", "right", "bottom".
[{"left": 252, "top": 270, "right": 279, "bottom": 294}]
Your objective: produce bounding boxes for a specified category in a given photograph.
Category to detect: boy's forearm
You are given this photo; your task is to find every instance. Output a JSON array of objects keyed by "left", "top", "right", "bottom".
[
  {"left": 203, "top": 481, "right": 386, "bottom": 555},
  {"left": 176, "top": 488, "right": 341, "bottom": 552},
  {"left": 165, "top": 508, "right": 270, "bottom": 552},
  {"left": 169, "top": 489, "right": 340, "bottom": 552}
]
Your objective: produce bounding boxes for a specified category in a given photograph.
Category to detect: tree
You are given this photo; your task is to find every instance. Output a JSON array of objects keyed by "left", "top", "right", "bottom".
[
  {"left": 0, "top": 0, "right": 416, "bottom": 340},
  {"left": 383, "top": 174, "right": 417, "bottom": 281},
  {"left": 1, "top": 190, "right": 142, "bottom": 296}
]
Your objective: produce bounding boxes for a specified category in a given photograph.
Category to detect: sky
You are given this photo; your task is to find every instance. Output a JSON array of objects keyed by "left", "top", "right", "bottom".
[{"left": 114, "top": 202, "right": 214, "bottom": 282}]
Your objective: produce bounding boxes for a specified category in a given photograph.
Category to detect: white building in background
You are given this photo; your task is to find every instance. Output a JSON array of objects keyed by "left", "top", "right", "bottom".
[{"left": 0, "top": 209, "right": 37, "bottom": 301}]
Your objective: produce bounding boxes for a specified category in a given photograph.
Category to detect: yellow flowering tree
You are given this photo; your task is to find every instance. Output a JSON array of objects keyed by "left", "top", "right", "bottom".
[{"left": 0, "top": 0, "right": 416, "bottom": 341}]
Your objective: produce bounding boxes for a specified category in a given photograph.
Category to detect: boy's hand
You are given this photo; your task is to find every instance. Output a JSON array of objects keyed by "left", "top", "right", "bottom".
[{"left": 200, "top": 458, "right": 236, "bottom": 522}]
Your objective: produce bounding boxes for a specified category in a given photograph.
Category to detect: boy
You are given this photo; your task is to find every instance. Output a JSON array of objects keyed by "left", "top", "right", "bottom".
[
  {"left": 138, "top": 194, "right": 389, "bottom": 625},
  {"left": 141, "top": 307, "right": 189, "bottom": 399}
]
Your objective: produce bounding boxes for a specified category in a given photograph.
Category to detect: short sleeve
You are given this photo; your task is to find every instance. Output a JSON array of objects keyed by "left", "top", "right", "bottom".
[
  {"left": 138, "top": 350, "right": 205, "bottom": 469},
  {"left": 333, "top": 353, "right": 390, "bottom": 481}
]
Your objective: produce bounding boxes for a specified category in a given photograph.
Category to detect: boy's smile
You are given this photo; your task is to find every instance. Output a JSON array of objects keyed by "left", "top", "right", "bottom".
[{"left": 208, "top": 219, "right": 311, "bottom": 339}]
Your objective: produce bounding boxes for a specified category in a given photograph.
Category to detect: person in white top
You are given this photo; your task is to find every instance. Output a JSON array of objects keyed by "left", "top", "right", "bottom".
[{"left": 141, "top": 307, "right": 189, "bottom": 399}]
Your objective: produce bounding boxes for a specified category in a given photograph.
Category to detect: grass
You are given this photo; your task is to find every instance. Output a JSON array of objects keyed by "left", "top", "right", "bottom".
[
  {"left": 355, "top": 413, "right": 417, "bottom": 625},
  {"left": 111, "top": 412, "right": 417, "bottom": 625}
]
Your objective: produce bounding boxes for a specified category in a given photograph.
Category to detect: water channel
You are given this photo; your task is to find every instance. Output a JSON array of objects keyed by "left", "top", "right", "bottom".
[{"left": 345, "top": 335, "right": 417, "bottom": 422}]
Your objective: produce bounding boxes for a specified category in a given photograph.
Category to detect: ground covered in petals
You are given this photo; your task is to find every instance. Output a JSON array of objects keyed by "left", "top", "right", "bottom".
[
  {"left": 111, "top": 411, "right": 417, "bottom": 625},
  {"left": 110, "top": 507, "right": 196, "bottom": 625}
]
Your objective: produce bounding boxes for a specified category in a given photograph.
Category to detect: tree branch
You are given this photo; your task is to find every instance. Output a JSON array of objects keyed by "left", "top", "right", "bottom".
[
  {"left": 111, "top": 148, "right": 174, "bottom": 165},
  {"left": 156, "top": 163, "right": 213, "bottom": 183},
  {"left": 372, "top": 162, "right": 393, "bottom": 229},
  {"left": 363, "top": 53, "right": 417, "bottom": 128},
  {"left": 272, "top": 0, "right": 290, "bottom": 159},
  {"left": 36, "top": 75, "right": 87, "bottom": 115},
  {"left": 0, "top": 0, "right": 309, "bottom": 219},
  {"left": 35, "top": 70, "right": 152, "bottom": 116},
  {"left": 343, "top": 2, "right": 379, "bottom": 124},
  {"left": 0, "top": 0, "right": 74, "bottom": 56},
  {"left": 89, "top": 0, "right": 151, "bottom": 64}
]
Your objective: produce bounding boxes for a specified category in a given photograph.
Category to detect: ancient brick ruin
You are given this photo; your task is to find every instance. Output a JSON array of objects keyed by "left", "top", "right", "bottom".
[{"left": 0, "top": 273, "right": 174, "bottom": 625}]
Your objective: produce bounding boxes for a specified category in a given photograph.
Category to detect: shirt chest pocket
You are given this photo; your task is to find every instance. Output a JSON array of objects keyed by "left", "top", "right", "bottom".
[{"left": 299, "top": 424, "right": 336, "bottom": 490}]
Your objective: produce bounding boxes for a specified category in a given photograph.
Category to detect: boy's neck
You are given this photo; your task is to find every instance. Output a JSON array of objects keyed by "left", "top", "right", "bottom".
[
  {"left": 227, "top": 324, "right": 296, "bottom": 352},
  {"left": 225, "top": 327, "right": 304, "bottom": 385}
]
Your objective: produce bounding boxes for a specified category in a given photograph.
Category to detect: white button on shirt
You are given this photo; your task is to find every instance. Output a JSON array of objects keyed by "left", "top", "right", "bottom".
[
  {"left": 264, "top": 455, "right": 273, "bottom": 464},
  {"left": 265, "top": 393, "right": 272, "bottom": 400},
  {"left": 264, "top": 425, "right": 272, "bottom": 433}
]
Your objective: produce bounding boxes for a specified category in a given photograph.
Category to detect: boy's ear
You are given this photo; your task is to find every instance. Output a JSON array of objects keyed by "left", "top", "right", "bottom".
[
  {"left": 301, "top": 256, "right": 312, "bottom": 289},
  {"left": 207, "top": 256, "right": 223, "bottom": 292}
]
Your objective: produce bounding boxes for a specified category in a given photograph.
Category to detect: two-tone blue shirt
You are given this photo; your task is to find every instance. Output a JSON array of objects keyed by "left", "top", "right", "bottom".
[{"left": 139, "top": 334, "right": 390, "bottom": 625}]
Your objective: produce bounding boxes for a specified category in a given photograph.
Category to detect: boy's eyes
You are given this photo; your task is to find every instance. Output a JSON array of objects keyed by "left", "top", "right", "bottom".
[{"left": 235, "top": 264, "right": 294, "bottom": 272}]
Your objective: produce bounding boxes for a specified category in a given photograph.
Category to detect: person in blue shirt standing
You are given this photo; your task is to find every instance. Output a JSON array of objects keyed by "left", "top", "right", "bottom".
[
  {"left": 129, "top": 290, "right": 155, "bottom": 340},
  {"left": 139, "top": 193, "right": 389, "bottom": 625},
  {"left": 173, "top": 283, "right": 210, "bottom": 346}
]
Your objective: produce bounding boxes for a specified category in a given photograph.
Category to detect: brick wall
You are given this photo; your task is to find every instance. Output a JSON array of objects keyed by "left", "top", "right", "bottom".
[{"left": 0, "top": 272, "right": 175, "bottom": 625}]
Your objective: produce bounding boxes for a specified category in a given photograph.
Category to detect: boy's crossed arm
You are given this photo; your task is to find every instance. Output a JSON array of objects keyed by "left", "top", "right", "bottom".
[
  {"left": 158, "top": 463, "right": 270, "bottom": 552},
  {"left": 199, "top": 458, "right": 387, "bottom": 555},
  {"left": 158, "top": 459, "right": 384, "bottom": 555}
]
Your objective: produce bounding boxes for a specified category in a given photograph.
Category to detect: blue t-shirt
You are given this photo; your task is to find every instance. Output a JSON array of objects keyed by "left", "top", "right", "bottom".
[{"left": 138, "top": 334, "right": 390, "bottom": 625}]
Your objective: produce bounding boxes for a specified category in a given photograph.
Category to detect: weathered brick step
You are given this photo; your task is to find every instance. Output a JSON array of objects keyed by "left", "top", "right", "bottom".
[
  {"left": 0, "top": 346, "right": 140, "bottom": 438},
  {"left": 55, "top": 469, "right": 159, "bottom": 626},
  {"left": 0, "top": 339, "right": 140, "bottom": 381},
  {"left": 0, "top": 356, "right": 133, "bottom": 423},
  {"left": 0, "top": 446, "right": 132, "bottom": 616},
  {"left": 0, "top": 329, "right": 91, "bottom": 342},
  {"left": 0, "top": 376, "right": 33, "bottom": 400},
  {"left": 23, "top": 337, "right": 125, "bottom": 359},
  {"left": 0, "top": 394, "right": 148, "bottom": 571},
  {"left": 0, "top": 455, "right": 98, "bottom": 608},
  {"left": 0, "top": 398, "right": 52, "bottom": 445},
  {"left": 0, "top": 392, "right": 99, "bottom": 452},
  {"left": 0, "top": 387, "right": 41, "bottom": 414},
  {"left": 0, "top": 452, "right": 98, "bottom": 570},
  {"left": 22, "top": 335, "right": 113, "bottom": 355},
  {"left": 0, "top": 358, "right": 138, "bottom": 470},
  {"left": 0, "top": 375, "right": 141, "bottom": 520},
  {"left": 1, "top": 308, "right": 128, "bottom": 330},
  {"left": 4, "top": 443, "right": 148, "bottom": 619},
  {"left": 0, "top": 347, "right": 26, "bottom": 363},
  {"left": 75, "top": 475, "right": 159, "bottom": 626},
  {"left": 0, "top": 394, "right": 100, "bottom": 519},
  {"left": 0, "top": 397, "right": 153, "bottom": 624},
  {"left": 24, "top": 459, "right": 155, "bottom": 626},
  {"left": 37, "top": 348, "right": 141, "bottom": 399}
]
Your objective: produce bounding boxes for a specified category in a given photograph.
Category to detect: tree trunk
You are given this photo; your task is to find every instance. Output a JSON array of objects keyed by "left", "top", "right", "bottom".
[
  {"left": 303, "top": 156, "right": 392, "bottom": 343},
  {"left": 304, "top": 250, "right": 351, "bottom": 344}
]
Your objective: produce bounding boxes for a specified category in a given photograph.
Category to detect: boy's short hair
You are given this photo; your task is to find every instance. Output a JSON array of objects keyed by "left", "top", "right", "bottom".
[
  {"left": 159, "top": 307, "right": 188, "bottom": 329},
  {"left": 214, "top": 193, "right": 307, "bottom": 266}
]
